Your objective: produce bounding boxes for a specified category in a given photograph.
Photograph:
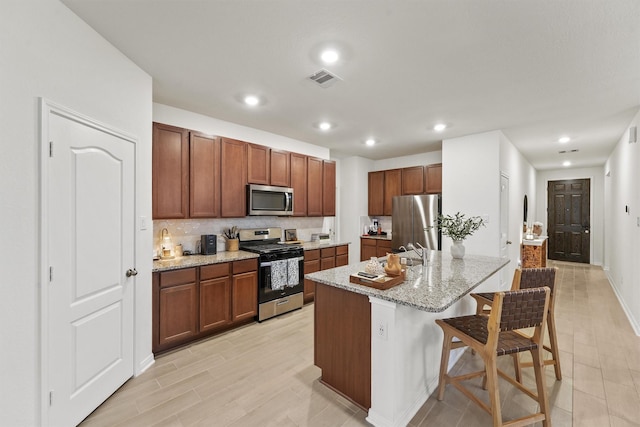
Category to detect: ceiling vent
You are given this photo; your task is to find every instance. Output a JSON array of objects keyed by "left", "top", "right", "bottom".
[
  {"left": 308, "top": 69, "right": 341, "bottom": 88},
  {"left": 558, "top": 149, "right": 579, "bottom": 154}
]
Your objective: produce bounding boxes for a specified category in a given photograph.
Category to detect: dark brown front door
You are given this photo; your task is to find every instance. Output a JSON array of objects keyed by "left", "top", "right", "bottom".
[{"left": 547, "top": 179, "right": 590, "bottom": 263}]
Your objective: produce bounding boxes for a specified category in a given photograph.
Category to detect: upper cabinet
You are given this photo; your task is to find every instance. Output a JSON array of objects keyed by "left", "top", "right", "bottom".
[
  {"left": 220, "top": 138, "right": 247, "bottom": 218},
  {"left": 290, "top": 153, "right": 308, "bottom": 216},
  {"left": 247, "top": 143, "right": 270, "bottom": 185},
  {"left": 368, "top": 163, "right": 442, "bottom": 216},
  {"left": 322, "top": 160, "right": 336, "bottom": 216},
  {"left": 307, "top": 157, "right": 323, "bottom": 216},
  {"left": 152, "top": 123, "right": 187, "bottom": 219},
  {"left": 189, "top": 132, "right": 220, "bottom": 218},
  {"left": 270, "top": 149, "right": 291, "bottom": 187}
]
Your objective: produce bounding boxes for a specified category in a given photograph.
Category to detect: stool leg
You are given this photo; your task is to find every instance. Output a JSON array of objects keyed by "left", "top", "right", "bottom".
[
  {"left": 531, "top": 348, "right": 551, "bottom": 427},
  {"left": 547, "top": 311, "right": 562, "bottom": 380},
  {"left": 437, "top": 331, "right": 453, "bottom": 401},
  {"left": 484, "top": 354, "right": 503, "bottom": 427},
  {"left": 512, "top": 353, "right": 522, "bottom": 383}
]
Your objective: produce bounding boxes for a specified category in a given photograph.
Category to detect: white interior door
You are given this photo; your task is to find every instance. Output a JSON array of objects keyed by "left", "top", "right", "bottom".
[
  {"left": 499, "top": 173, "right": 510, "bottom": 288},
  {"left": 44, "top": 104, "right": 135, "bottom": 426}
]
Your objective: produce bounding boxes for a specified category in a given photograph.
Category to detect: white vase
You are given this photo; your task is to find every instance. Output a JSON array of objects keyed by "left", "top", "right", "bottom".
[{"left": 450, "top": 240, "right": 465, "bottom": 259}]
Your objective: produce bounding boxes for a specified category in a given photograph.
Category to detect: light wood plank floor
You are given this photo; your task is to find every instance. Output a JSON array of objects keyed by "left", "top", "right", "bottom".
[{"left": 80, "top": 261, "right": 640, "bottom": 426}]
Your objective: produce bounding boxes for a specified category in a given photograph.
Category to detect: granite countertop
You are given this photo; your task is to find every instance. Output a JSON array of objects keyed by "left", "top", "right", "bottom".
[
  {"left": 305, "top": 252, "right": 509, "bottom": 313},
  {"left": 153, "top": 251, "right": 259, "bottom": 272},
  {"left": 300, "top": 241, "right": 351, "bottom": 251},
  {"left": 360, "top": 235, "right": 392, "bottom": 240}
]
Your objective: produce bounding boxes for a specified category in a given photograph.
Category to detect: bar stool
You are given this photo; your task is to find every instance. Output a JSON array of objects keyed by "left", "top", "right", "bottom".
[
  {"left": 436, "top": 287, "right": 552, "bottom": 427},
  {"left": 471, "top": 267, "right": 561, "bottom": 381}
]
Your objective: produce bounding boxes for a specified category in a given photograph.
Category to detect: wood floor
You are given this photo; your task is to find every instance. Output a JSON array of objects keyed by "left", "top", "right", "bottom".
[{"left": 80, "top": 261, "right": 640, "bottom": 426}]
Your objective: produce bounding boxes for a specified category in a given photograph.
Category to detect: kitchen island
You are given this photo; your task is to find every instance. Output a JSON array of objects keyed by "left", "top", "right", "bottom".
[{"left": 305, "top": 252, "right": 509, "bottom": 427}]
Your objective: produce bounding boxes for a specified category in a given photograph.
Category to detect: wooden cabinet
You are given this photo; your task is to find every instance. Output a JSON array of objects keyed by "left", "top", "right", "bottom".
[
  {"left": 336, "top": 245, "right": 349, "bottom": 266},
  {"left": 199, "top": 263, "right": 230, "bottom": 332},
  {"left": 425, "top": 163, "right": 442, "bottom": 194},
  {"left": 368, "top": 171, "right": 384, "bottom": 216},
  {"left": 384, "top": 169, "right": 402, "bottom": 215},
  {"left": 152, "top": 123, "right": 189, "bottom": 219},
  {"left": 220, "top": 138, "right": 247, "bottom": 217},
  {"left": 303, "top": 249, "right": 320, "bottom": 302},
  {"left": 521, "top": 240, "right": 547, "bottom": 268},
  {"left": 189, "top": 132, "right": 220, "bottom": 218},
  {"left": 156, "top": 268, "right": 198, "bottom": 349},
  {"left": 290, "top": 153, "right": 308, "bottom": 216},
  {"left": 320, "top": 247, "right": 336, "bottom": 270},
  {"left": 307, "top": 157, "right": 324, "bottom": 216},
  {"left": 247, "top": 143, "right": 270, "bottom": 185},
  {"left": 323, "top": 160, "right": 336, "bottom": 216},
  {"left": 153, "top": 259, "right": 258, "bottom": 353},
  {"left": 402, "top": 166, "right": 425, "bottom": 195},
  {"left": 360, "top": 237, "right": 393, "bottom": 261},
  {"left": 231, "top": 259, "right": 258, "bottom": 322},
  {"left": 270, "top": 149, "right": 290, "bottom": 187}
]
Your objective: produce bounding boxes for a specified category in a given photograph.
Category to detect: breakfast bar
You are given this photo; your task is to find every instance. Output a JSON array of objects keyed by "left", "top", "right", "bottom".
[{"left": 306, "top": 252, "right": 509, "bottom": 427}]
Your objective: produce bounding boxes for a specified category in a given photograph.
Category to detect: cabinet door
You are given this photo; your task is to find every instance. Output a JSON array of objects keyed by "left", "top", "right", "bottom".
[
  {"left": 377, "top": 240, "right": 392, "bottom": 258},
  {"left": 323, "top": 160, "right": 336, "bottom": 216},
  {"left": 247, "top": 143, "right": 270, "bottom": 185},
  {"left": 152, "top": 123, "right": 189, "bottom": 219},
  {"left": 220, "top": 138, "right": 247, "bottom": 217},
  {"left": 270, "top": 149, "right": 290, "bottom": 187},
  {"left": 383, "top": 169, "right": 402, "bottom": 216},
  {"left": 425, "top": 163, "right": 442, "bottom": 194},
  {"left": 232, "top": 271, "right": 258, "bottom": 322},
  {"left": 336, "top": 245, "right": 349, "bottom": 266},
  {"left": 361, "top": 239, "right": 378, "bottom": 261},
  {"left": 307, "top": 157, "right": 323, "bottom": 216},
  {"left": 290, "top": 153, "right": 307, "bottom": 216},
  {"left": 190, "top": 132, "right": 220, "bottom": 218},
  {"left": 368, "top": 171, "right": 384, "bottom": 216},
  {"left": 320, "top": 257, "right": 336, "bottom": 271},
  {"left": 200, "top": 276, "right": 231, "bottom": 332},
  {"left": 158, "top": 282, "right": 198, "bottom": 348},
  {"left": 303, "top": 259, "right": 320, "bottom": 302},
  {"left": 402, "top": 166, "right": 425, "bottom": 195}
]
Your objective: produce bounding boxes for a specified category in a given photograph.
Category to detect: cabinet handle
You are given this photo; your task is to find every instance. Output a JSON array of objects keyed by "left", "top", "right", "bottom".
[{"left": 126, "top": 268, "right": 138, "bottom": 277}]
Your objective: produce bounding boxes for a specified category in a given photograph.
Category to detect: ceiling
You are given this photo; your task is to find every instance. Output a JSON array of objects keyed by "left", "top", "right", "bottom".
[{"left": 61, "top": 0, "right": 640, "bottom": 169}]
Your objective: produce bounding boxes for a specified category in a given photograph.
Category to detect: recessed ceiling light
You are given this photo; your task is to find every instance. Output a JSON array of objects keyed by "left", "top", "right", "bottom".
[
  {"left": 433, "top": 123, "right": 447, "bottom": 132},
  {"left": 318, "top": 121, "right": 332, "bottom": 131},
  {"left": 365, "top": 138, "right": 376, "bottom": 146},
  {"left": 320, "top": 49, "right": 339, "bottom": 64},
  {"left": 243, "top": 95, "right": 260, "bottom": 106},
  {"left": 563, "top": 161, "right": 571, "bottom": 167},
  {"left": 559, "top": 136, "right": 570, "bottom": 143}
]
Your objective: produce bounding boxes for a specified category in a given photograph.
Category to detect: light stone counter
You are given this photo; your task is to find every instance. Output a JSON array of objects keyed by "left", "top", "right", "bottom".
[
  {"left": 305, "top": 251, "right": 508, "bottom": 313},
  {"left": 299, "top": 240, "right": 350, "bottom": 251},
  {"left": 152, "top": 250, "right": 259, "bottom": 272},
  {"left": 522, "top": 236, "right": 548, "bottom": 246},
  {"left": 360, "top": 235, "right": 392, "bottom": 241}
]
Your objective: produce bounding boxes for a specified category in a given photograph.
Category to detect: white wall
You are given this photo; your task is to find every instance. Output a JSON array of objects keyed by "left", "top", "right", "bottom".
[
  {"left": 373, "top": 151, "right": 442, "bottom": 170},
  {"left": 603, "top": 110, "right": 640, "bottom": 334},
  {"left": 535, "top": 166, "right": 604, "bottom": 266},
  {"left": 499, "top": 132, "right": 537, "bottom": 282},
  {"left": 0, "top": 1, "right": 153, "bottom": 425}
]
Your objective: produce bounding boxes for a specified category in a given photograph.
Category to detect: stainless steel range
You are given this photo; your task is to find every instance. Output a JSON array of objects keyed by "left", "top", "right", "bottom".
[{"left": 238, "top": 228, "right": 304, "bottom": 321}]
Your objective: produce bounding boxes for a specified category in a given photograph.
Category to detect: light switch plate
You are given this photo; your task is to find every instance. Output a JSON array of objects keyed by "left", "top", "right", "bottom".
[{"left": 140, "top": 216, "right": 148, "bottom": 231}]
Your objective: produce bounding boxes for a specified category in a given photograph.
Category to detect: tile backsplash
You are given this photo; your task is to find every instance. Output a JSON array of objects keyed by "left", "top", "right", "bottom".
[{"left": 154, "top": 216, "right": 334, "bottom": 255}]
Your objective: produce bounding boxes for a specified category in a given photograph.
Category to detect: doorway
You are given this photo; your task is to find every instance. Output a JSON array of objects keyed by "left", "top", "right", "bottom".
[
  {"left": 547, "top": 179, "right": 591, "bottom": 263},
  {"left": 41, "top": 100, "right": 136, "bottom": 426}
]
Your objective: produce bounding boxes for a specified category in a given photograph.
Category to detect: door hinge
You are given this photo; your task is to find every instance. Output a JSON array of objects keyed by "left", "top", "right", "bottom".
[
  {"left": 49, "top": 390, "right": 53, "bottom": 406},
  {"left": 49, "top": 141, "right": 53, "bottom": 157},
  {"left": 49, "top": 266, "right": 53, "bottom": 282}
]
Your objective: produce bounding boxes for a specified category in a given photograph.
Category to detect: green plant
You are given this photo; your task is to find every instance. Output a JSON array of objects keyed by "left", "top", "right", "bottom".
[
  {"left": 223, "top": 226, "right": 239, "bottom": 240},
  {"left": 431, "top": 212, "right": 485, "bottom": 241}
]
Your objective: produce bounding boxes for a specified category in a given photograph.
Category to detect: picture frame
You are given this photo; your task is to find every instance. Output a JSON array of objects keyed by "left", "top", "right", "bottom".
[{"left": 285, "top": 229, "right": 297, "bottom": 241}]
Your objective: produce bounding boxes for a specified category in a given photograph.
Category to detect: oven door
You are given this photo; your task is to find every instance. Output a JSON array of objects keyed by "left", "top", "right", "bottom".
[{"left": 258, "top": 252, "right": 304, "bottom": 303}]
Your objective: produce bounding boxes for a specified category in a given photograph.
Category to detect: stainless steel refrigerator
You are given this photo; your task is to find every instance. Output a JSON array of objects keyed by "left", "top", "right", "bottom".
[{"left": 391, "top": 194, "right": 441, "bottom": 251}]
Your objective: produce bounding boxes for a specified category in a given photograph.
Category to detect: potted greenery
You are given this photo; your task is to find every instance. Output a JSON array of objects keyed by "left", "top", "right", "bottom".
[
  {"left": 433, "top": 212, "right": 486, "bottom": 259},
  {"left": 223, "top": 226, "right": 239, "bottom": 251}
]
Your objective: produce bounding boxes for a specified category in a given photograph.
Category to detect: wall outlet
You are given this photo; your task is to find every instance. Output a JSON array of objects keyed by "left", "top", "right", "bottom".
[{"left": 377, "top": 322, "right": 388, "bottom": 340}]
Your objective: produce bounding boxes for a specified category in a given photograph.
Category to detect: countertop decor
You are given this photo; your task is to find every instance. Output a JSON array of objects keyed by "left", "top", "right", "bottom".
[{"left": 430, "top": 212, "right": 486, "bottom": 259}]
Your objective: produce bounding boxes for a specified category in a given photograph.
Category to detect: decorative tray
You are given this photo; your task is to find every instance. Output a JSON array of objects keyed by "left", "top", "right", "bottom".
[{"left": 349, "top": 270, "right": 406, "bottom": 290}]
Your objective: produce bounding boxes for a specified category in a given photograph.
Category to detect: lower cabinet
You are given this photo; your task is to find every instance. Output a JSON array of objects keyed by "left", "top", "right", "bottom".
[
  {"left": 303, "top": 244, "right": 349, "bottom": 303},
  {"left": 360, "top": 237, "right": 392, "bottom": 261},
  {"left": 153, "top": 258, "right": 258, "bottom": 353}
]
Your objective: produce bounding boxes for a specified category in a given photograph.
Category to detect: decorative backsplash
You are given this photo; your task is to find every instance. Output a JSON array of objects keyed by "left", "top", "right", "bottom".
[{"left": 153, "top": 216, "right": 334, "bottom": 255}]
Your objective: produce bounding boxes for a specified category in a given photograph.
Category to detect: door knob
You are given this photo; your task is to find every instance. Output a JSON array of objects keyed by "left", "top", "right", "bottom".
[
  {"left": 126, "top": 268, "right": 138, "bottom": 277},
  {"left": 506, "top": 241, "right": 512, "bottom": 245}
]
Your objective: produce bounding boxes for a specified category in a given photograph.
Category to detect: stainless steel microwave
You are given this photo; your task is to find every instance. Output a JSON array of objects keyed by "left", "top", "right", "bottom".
[{"left": 247, "top": 184, "right": 294, "bottom": 216}]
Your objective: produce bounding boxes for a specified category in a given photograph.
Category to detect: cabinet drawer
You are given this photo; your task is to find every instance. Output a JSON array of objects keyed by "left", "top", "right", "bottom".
[
  {"left": 336, "top": 245, "right": 349, "bottom": 255},
  {"left": 320, "top": 247, "right": 336, "bottom": 258},
  {"left": 361, "top": 238, "right": 376, "bottom": 247},
  {"left": 233, "top": 258, "right": 258, "bottom": 274},
  {"left": 159, "top": 268, "right": 196, "bottom": 288},
  {"left": 378, "top": 240, "right": 392, "bottom": 250},
  {"left": 304, "top": 249, "right": 320, "bottom": 260},
  {"left": 200, "top": 262, "right": 230, "bottom": 280}
]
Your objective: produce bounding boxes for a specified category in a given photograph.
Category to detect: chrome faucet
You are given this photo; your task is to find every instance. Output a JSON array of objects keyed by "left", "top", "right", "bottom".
[{"left": 407, "top": 242, "right": 429, "bottom": 266}]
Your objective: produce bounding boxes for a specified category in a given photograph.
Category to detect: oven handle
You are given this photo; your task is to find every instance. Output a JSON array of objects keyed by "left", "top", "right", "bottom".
[{"left": 260, "top": 256, "right": 304, "bottom": 268}]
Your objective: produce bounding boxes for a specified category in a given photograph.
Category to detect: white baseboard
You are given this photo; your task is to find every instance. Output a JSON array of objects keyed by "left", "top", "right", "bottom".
[
  {"left": 136, "top": 353, "right": 155, "bottom": 377},
  {"left": 605, "top": 271, "right": 640, "bottom": 336}
]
